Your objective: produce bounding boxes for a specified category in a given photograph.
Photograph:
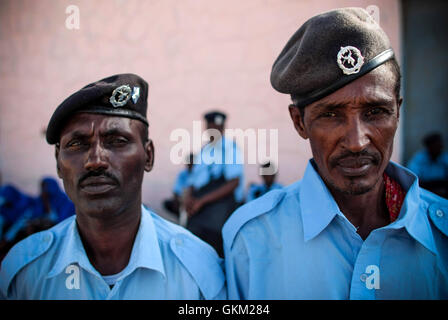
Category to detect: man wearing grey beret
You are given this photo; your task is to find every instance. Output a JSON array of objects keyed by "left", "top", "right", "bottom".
[{"left": 223, "top": 7, "right": 448, "bottom": 299}]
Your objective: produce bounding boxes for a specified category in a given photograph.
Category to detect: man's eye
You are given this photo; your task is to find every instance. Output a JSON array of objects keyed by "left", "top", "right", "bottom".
[
  {"left": 366, "top": 107, "right": 387, "bottom": 117},
  {"left": 108, "top": 137, "right": 128, "bottom": 145},
  {"left": 66, "top": 140, "right": 82, "bottom": 148},
  {"left": 321, "top": 111, "right": 337, "bottom": 118}
]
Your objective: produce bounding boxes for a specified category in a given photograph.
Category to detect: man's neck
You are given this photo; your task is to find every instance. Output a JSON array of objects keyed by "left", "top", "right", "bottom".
[
  {"left": 330, "top": 180, "right": 390, "bottom": 240},
  {"left": 76, "top": 204, "right": 141, "bottom": 275}
]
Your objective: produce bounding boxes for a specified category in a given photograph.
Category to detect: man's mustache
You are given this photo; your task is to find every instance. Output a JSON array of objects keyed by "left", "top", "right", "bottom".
[
  {"left": 78, "top": 170, "right": 119, "bottom": 186},
  {"left": 330, "top": 150, "right": 381, "bottom": 168}
]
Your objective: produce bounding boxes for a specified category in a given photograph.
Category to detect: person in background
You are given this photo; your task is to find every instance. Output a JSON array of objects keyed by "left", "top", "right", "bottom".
[
  {"left": 163, "top": 153, "right": 194, "bottom": 219},
  {"left": 184, "top": 111, "right": 244, "bottom": 257},
  {"left": 246, "top": 161, "right": 283, "bottom": 203},
  {"left": 22, "top": 177, "right": 76, "bottom": 239},
  {"left": 407, "top": 132, "right": 448, "bottom": 198},
  {"left": 0, "top": 185, "right": 35, "bottom": 262}
]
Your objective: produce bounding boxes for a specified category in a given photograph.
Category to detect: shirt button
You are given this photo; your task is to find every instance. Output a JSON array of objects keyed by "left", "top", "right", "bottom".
[
  {"left": 360, "top": 273, "right": 368, "bottom": 282},
  {"left": 176, "top": 238, "right": 183, "bottom": 246},
  {"left": 44, "top": 234, "right": 52, "bottom": 242},
  {"left": 436, "top": 209, "right": 444, "bottom": 217}
]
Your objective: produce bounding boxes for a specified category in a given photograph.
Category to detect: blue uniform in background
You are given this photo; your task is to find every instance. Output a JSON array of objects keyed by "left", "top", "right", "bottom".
[
  {"left": 246, "top": 182, "right": 283, "bottom": 203},
  {"left": 187, "top": 136, "right": 245, "bottom": 203},
  {"left": 407, "top": 150, "right": 448, "bottom": 182},
  {"left": 0, "top": 205, "right": 226, "bottom": 299},
  {"left": 223, "top": 160, "right": 448, "bottom": 299},
  {"left": 173, "top": 169, "right": 192, "bottom": 197}
]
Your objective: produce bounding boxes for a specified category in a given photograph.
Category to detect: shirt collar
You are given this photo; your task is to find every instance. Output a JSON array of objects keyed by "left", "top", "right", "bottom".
[
  {"left": 383, "top": 162, "right": 437, "bottom": 255},
  {"left": 299, "top": 160, "right": 343, "bottom": 242},
  {"left": 47, "top": 205, "right": 166, "bottom": 279},
  {"left": 299, "top": 160, "right": 438, "bottom": 255}
]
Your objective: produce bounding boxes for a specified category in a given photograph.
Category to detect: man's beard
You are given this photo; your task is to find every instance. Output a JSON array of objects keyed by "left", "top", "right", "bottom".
[{"left": 326, "top": 174, "right": 383, "bottom": 196}]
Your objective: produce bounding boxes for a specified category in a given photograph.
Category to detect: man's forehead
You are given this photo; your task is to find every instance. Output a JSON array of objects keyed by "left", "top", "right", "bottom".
[{"left": 60, "top": 113, "right": 135, "bottom": 137}]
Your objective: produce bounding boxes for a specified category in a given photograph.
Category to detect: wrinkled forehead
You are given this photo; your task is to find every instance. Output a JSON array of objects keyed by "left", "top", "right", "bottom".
[{"left": 59, "top": 113, "right": 136, "bottom": 140}]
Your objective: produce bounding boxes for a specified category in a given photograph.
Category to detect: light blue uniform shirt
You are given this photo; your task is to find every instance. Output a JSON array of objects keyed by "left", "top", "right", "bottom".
[
  {"left": 173, "top": 169, "right": 192, "bottom": 196},
  {"left": 188, "top": 136, "right": 245, "bottom": 203},
  {"left": 0, "top": 205, "right": 226, "bottom": 300},
  {"left": 407, "top": 150, "right": 448, "bottom": 182},
  {"left": 223, "top": 160, "right": 448, "bottom": 299},
  {"left": 246, "top": 182, "right": 283, "bottom": 202}
]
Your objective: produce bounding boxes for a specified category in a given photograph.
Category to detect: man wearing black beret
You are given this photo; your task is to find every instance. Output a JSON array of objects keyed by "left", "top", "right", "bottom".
[
  {"left": 0, "top": 74, "right": 226, "bottom": 299},
  {"left": 223, "top": 8, "right": 448, "bottom": 299},
  {"left": 184, "top": 110, "right": 244, "bottom": 257}
]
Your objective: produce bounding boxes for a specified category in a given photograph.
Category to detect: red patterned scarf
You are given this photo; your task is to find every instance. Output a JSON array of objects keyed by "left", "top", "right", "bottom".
[{"left": 383, "top": 173, "right": 406, "bottom": 222}]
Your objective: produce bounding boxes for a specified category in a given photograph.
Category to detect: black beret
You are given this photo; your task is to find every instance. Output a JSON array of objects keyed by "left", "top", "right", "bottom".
[
  {"left": 46, "top": 73, "right": 149, "bottom": 144},
  {"left": 271, "top": 7, "right": 395, "bottom": 108},
  {"left": 204, "top": 111, "right": 227, "bottom": 125}
]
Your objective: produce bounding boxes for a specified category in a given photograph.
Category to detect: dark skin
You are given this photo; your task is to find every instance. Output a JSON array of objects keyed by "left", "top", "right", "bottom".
[
  {"left": 55, "top": 113, "right": 154, "bottom": 275},
  {"left": 184, "top": 121, "right": 239, "bottom": 216},
  {"left": 289, "top": 64, "right": 402, "bottom": 240}
]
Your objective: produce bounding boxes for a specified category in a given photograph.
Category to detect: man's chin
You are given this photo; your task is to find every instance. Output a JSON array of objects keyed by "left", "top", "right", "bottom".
[
  {"left": 76, "top": 201, "right": 123, "bottom": 219},
  {"left": 327, "top": 175, "right": 381, "bottom": 196}
]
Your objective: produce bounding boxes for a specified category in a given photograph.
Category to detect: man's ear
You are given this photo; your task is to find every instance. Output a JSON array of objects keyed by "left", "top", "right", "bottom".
[
  {"left": 288, "top": 104, "right": 308, "bottom": 139},
  {"left": 144, "top": 139, "right": 154, "bottom": 172},
  {"left": 55, "top": 145, "right": 62, "bottom": 179}
]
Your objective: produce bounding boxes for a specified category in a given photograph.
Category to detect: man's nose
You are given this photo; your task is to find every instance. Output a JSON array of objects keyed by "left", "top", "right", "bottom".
[
  {"left": 84, "top": 142, "right": 109, "bottom": 171},
  {"left": 341, "top": 116, "right": 370, "bottom": 153}
]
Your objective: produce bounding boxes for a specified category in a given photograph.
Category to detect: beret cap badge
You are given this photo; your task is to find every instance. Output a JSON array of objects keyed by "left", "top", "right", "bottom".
[
  {"left": 337, "top": 46, "right": 365, "bottom": 75},
  {"left": 110, "top": 84, "right": 132, "bottom": 108}
]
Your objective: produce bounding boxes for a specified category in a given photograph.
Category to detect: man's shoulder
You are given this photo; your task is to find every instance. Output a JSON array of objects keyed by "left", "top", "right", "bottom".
[
  {"left": 419, "top": 189, "right": 448, "bottom": 238},
  {"left": 0, "top": 217, "right": 73, "bottom": 297},
  {"left": 147, "top": 210, "right": 225, "bottom": 299},
  {"left": 223, "top": 180, "right": 301, "bottom": 248}
]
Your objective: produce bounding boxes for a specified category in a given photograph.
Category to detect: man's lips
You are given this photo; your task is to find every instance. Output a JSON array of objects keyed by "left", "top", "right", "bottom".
[
  {"left": 79, "top": 176, "right": 118, "bottom": 195},
  {"left": 334, "top": 157, "right": 375, "bottom": 177}
]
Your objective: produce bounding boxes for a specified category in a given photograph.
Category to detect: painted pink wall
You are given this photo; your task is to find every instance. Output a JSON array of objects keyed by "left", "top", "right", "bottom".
[{"left": 0, "top": 0, "right": 401, "bottom": 219}]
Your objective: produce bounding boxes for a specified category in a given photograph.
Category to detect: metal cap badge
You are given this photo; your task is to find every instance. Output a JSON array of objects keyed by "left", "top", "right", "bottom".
[{"left": 337, "top": 46, "right": 365, "bottom": 75}]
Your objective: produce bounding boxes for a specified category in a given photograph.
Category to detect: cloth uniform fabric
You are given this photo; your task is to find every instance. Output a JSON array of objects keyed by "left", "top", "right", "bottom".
[
  {"left": 173, "top": 169, "right": 193, "bottom": 197},
  {"left": 0, "top": 205, "right": 226, "bottom": 300},
  {"left": 407, "top": 150, "right": 448, "bottom": 182},
  {"left": 187, "top": 136, "right": 245, "bottom": 203},
  {"left": 246, "top": 182, "right": 283, "bottom": 203},
  {"left": 223, "top": 160, "right": 448, "bottom": 299}
]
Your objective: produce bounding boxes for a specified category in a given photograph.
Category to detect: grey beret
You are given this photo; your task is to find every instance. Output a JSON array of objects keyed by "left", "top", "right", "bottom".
[
  {"left": 270, "top": 7, "right": 395, "bottom": 108},
  {"left": 46, "top": 73, "right": 149, "bottom": 144}
]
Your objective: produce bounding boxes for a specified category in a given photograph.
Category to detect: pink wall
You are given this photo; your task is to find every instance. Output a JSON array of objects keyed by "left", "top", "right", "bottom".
[{"left": 0, "top": 0, "right": 402, "bottom": 219}]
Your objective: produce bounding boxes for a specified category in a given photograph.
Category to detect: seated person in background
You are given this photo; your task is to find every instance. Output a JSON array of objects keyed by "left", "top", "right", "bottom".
[
  {"left": 163, "top": 153, "right": 194, "bottom": 218},
  {"left": 246, "top": 161, "right": 283, "bottom": 202},
  {"left": 408, "top": 132, "right": 448, "bottom": 198},
  {"left": 22, "top": 177, "right": 76, "bottom": 239},
  {"left": 0, "top": 185, "right": 35, "bottom": 261},
  {"left": 33, "top": 177, "right": 75, "bottom": 224}
]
